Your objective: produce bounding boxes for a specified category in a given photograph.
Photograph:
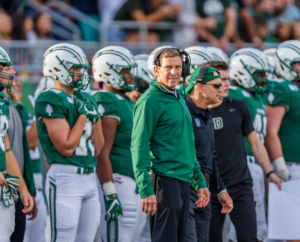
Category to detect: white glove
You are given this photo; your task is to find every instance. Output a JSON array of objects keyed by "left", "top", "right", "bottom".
[{"left": 273, "top": 157, "right": 291, "bottom": 181}]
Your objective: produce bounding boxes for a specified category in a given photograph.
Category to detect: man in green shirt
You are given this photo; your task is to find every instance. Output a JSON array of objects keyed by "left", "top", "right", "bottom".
[
  {"left": 131, "top": 47, "right": 209, "bottom": 242},
  {"left": 265, "top": 40, "right": 300, "bottom": 182}
]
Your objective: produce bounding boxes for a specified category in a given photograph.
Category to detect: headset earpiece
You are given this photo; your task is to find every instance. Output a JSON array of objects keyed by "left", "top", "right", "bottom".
[{"left": 153, "top": 47, "right": 191, "bottom": 78}]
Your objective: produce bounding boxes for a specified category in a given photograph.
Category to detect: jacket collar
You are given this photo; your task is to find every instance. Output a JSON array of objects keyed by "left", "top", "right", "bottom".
[
  {"left": 186, "top": 96, "right": 208, "bottom": 118},
  {"left": 151, "top": 81, "right": 178, "bottom": 96}
]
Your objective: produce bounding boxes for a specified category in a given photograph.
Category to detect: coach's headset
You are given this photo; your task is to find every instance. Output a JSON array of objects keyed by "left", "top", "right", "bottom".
[{"left": 153, "top": 47, "right": 191, "bottom": 97}]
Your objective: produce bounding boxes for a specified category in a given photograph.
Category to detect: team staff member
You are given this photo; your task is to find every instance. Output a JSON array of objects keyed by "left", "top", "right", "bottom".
[
  {"left": 131, "top": 48, "right": 210, "bottom": 242},
  {"left": 185, "top": 67, "right": 233, "bottom": 242},
  {"left": 203, "top": 61, "right": 283, "bottom": 242}
]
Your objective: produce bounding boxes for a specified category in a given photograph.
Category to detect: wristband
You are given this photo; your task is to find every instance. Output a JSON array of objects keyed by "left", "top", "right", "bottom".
[
  {"left": 266, "top": 170, "right": 275, "bottom": 179},
  {"left": 102, "top": 181, "right": 117, "bottom": 196},
  {"left": 218, "top": 189, "right": 227, "bottom": 197},
  {"left": 5, "top": 148, "right": 11, "bottom": 153}
]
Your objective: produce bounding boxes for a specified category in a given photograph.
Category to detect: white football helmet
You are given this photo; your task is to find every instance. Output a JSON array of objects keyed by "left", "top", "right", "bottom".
[
  {"left": 274, "top": 40, "right": 300, "bottom": 81},
  {"left": 92, "top": 46, "right": 138, "bottom": 92},
  {"left": 0, "top": 46, "right": 14, "bottom": 91},
  {"left": 185, "top": 46, "right": 213, "bottom": 74},
  {"left": 263, "top": 48, "right": 277, "bottom": 80},
  {"left": 229, "top": 48, "right": 270, "bottom": 93},
  {"left": 135, "top": 54, "right": 152, "bottom": 93},
  {"left": 43, "top": 43, "right": 91, "bottom": 90},
  {"left": 207, "top": 47, "right": 229, "bottom": 64},
  {"left": 147, "top": 46, "right": 175, "bottom": 80}
]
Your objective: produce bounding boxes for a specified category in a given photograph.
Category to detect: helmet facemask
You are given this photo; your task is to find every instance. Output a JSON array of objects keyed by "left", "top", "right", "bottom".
[
  {"left": 106, "top": 62, "right": 139, "bottom": 92},
  {"left": 55, "top": 56, "right": 91, "bottom": 91},
  {"left": 0, "top": 65, "right": 15, "bottom": 106},
  {"left": 240, "top": 59, "right": 270, "bottom": 94}
]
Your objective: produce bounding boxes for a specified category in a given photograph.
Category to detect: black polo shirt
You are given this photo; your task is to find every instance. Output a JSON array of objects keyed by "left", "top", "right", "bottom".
[
  {"left": 210, "top": 98, "right": 254, "bottom": 188},
  {"left": 186, "top": 97, "right": 226, "bottom": 192}
]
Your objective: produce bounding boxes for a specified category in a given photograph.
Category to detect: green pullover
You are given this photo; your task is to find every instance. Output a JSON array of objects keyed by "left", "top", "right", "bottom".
[{"left": 131, "top": 81, "right": 207, "bottom": 199}]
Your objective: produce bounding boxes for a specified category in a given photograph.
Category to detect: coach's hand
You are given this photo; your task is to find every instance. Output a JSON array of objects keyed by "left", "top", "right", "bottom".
[
  {"left": 28, "top": 196, "right": 38, "bottom": 220},
  {"left": 142, "top": 195, "right": 157, "bottom": 216},
  {"left": 20, "top": 190, "right": 34, "bottom": 214},
  {"left": 196, "top": 188, "right": 210, "bottom": 208},
  {"left": 268, "top": 173, "right": 283, "bottom": 190},
  {"left": 218, "top": 191, "right": 233, "bottom": 213}
]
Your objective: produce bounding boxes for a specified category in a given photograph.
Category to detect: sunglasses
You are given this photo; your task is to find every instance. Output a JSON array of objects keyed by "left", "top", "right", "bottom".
[{"left": 205, "top": 83, "right": 222, "bottom": 89}]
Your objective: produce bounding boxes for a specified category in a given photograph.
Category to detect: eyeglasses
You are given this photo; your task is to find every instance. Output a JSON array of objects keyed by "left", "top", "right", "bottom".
[{"left": 205, "top": 83, "right": 222, "bottom": 89}]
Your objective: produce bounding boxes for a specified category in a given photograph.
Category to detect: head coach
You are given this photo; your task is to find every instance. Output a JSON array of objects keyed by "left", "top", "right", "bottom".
[{"left": 131, "top": 47, "right": 210, "bottom": 242}]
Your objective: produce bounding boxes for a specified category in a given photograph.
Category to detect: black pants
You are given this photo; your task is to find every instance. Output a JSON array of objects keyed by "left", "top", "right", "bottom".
[
  {"left": 209, "top": 182, "right": 257, "bottom": 242},
  {"left": 10, "top": 197, "right": 26, "bottom": 242},
  {"left": 186, "top": 187, "right": 211, "bottom": 242},
  {"left": 150, "top": 174, "right": 190, "bottom": 242}
]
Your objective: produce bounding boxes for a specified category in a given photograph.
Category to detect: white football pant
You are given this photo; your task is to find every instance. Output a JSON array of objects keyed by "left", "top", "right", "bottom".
[
  {"left": 45, "top": 164, "right": 100, "bottom": 242},
  {"left": 286, "top": 162, "right": 300, "bottom": 180},
  {"left": 230, "top": 159, "right": 267, "bottom": 241},
  {"left": 0, "top": 187, "right": 15, "bottom": 242},
  {"left": 24, "top": 173, "right": 47, "bottom": 242},
  {"left": 97, "top": 173, "right": 147, "bottom": 242}
]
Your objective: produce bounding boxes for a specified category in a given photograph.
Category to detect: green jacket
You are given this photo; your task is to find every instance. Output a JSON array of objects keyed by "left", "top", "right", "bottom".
[{"left": 131, "top": 81, "right": 207, "bottom": 199}]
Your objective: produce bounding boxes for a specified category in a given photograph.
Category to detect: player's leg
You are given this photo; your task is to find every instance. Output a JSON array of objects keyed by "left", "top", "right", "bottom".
[
  {"left": 132, "top": 190, "right": 147, "bottom": 242},
  {"left": 46, "top": 164, "right": 83, "bottom": 242},
  {"left": 138, "top": 216, "right": 151, "bottom": 242},
  {"left": 229, "top": 183, "right": 257, "bottom": 242},
  {"left": 194, "top": 201, "right": 211, "bottom": 242},
  {"left": 24, "top": 189, "right": 47, "bottom": 242},
  {"left": 114, "top": 173, "right": 147, "bottom": 242},
  {"left": 0, "top": 187, "right": 15, "bottom": 242},
  {"left": 75, "top": 172, "right": 100, "bottom": 242},
  {"left": 97, "top": 179, "right": 107, "bottom": 242},
  {"left": 209, "top": 190, "right": 226, "bottom": 242}
]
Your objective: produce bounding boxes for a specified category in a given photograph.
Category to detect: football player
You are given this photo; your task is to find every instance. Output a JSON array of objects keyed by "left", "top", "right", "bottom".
[
  {"left": 265, "top": 40, "right": 300, "bottom": 184},
  {"left": 35, "top": 43, "right": 102, "bottom": 242},
  {"left": 228, "top": 48, "right": 277, "bottom": 242},
  {"left": 92, "top": 46, "right": 147, "bottom": 242},
  {"left": 13, "top": 76, "right": 47, "bottom": 242},
  {"left": 0, "top": 47, "right": 34, "bottom": 242}
]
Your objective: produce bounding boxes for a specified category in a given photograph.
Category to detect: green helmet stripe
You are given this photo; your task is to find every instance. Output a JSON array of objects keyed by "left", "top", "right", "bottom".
[
  {"left": 44, "top": 46, "right": 86, "bottom": 65},
  {"left": 187, "top": 50, "right": 212, "bottom": 62},
  {"left": 235, "top": 51, "right": 266, "bottom": 70}
]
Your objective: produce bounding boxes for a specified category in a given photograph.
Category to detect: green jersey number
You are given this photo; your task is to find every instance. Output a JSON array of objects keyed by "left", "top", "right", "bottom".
[
  {"left": 75, "top": 122, "right": 94, "bottom": 156},
  {"left": 253, "top": 113, "right": 267, "bottom": 143}
]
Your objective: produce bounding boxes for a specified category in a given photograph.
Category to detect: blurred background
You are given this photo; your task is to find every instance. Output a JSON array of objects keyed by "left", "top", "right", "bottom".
[{"left": 1, "top": 0, "right": 300, "bottom": 110}]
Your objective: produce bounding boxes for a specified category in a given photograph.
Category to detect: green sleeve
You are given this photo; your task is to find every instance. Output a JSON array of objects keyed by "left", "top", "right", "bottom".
[
  {"left": 131, "top": 99, "right": 158, "bottom": 199},
  {"left": 35, "top": 92, "right": 66, "bottom": 120},
  {"left": 265, "top": 83, "right": 289, "bottom": 109},
  {"left": 93, "top": 93, "right": 119, "bottom": 119},
  {"left": 190, "top": 152, "right": 207, "bottom": 191}
]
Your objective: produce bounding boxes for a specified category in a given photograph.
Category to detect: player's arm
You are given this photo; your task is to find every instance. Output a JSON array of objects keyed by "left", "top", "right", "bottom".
[
  {"left": 96, "top": 117, "right": 122, "bottom": 222},
  {"left": 43, "top": 115, "right": 87, "bottom": 157},
  {"left": 26, "top": 120, "right": 39, "bottom": 150},
  {"left": 4, "top": 133, "right": 34, "bottom": 213},
  {"left": 96, "top": 117, "right": 116, "bottom": 184},
  {"left": 264, "top": 105, "right": 285, "bottom": 161},
  {"left": 246, "top": 130, "right": 283, "bottom": 189},
  {"left": 264, "top": 105, "right": 290, "bottom": 181},
  {"left": 90, "top": 119, "right": 104, "bottom": 158}
]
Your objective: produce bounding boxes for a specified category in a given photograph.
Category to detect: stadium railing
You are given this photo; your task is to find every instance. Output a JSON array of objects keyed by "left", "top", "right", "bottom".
[{"left": 0, "top": 40, "right": 278, "bottom": 77}]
